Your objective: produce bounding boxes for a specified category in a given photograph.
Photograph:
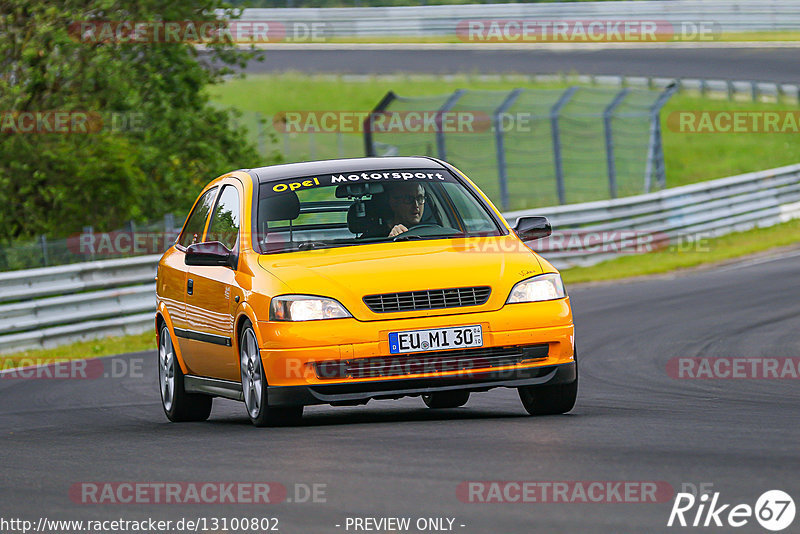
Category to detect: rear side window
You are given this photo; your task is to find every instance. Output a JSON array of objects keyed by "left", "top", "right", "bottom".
[
  {"left": 178, "top": 187, "right": 217, "bottom": 248},
  {"left": 206, "top": 185, "right": 240, "bottom": 250}
]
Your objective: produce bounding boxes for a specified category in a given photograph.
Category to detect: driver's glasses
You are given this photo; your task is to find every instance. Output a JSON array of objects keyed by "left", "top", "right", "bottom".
[{"left": 391, "top": 194, "right": 426, "bottom": 206}]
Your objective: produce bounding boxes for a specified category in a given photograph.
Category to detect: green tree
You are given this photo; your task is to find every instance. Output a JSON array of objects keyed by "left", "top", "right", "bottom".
[{"left": 0, "top": 0, "right": 276, "bottom": 240}]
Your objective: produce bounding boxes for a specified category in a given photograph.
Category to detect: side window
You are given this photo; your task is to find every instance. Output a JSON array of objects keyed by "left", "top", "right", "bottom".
[
  {"left": 441, "top": 182, "right": 498, "bottom": 233},
  {"left": 178, "top": 187, "right": 218, "bottom": 248},
  {"left": 206, "top": 185, "right": 240, "bottom": 251}
]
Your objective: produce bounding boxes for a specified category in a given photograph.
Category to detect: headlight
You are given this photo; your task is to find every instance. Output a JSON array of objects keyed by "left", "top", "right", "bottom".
[
  {"left": 506, "top": 273, "right": 566, "bottom": 303},
  {"left": 270, "top": 295, "right": 352, "bottom": 321}
]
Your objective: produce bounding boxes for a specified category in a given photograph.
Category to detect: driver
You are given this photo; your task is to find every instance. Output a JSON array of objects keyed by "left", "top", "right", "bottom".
[{"left": 384, "top": 182, "right": 426, "bottom": 237}]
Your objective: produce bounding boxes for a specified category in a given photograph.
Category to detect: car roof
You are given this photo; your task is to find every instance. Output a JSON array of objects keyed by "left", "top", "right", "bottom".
[{"left": 246, "top": 156, "right": 446, "bottom": 183}]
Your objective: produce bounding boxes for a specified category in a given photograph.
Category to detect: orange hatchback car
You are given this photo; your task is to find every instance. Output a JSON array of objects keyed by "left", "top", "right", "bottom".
[{"left": 155, "top": 157, "right": 577, "bottom": 426}]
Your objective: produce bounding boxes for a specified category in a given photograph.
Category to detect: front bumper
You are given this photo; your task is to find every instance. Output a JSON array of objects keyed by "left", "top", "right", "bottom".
[
  {"left": 257, "top": 299, "right": 574, "bottom": 392},
  {"left": 267, "top": 361, "right": 576, "bottom": 406}
]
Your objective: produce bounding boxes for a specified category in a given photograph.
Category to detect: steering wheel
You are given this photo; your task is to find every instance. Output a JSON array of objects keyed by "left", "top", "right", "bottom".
[{"left": 397, "top": 224, "right": 441, "bottom": 236}]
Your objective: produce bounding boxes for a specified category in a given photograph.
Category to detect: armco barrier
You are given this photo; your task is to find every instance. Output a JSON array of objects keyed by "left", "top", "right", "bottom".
[
  {"left": 1, "top": 163, "right": 799, "bottom": 353},
  {"left": 0, "top": 256, "right": 159, "bottom": 353},
  {"left": 239, "top": 1, "right": 800, "bottom": 36},
  {"left": 508, "top": 163, "right": 800, "bottom": 267}
]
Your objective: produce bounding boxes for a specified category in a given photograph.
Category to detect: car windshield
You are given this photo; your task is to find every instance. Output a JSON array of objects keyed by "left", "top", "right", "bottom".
[{"left": 255, "top": 168, "right": 503, "bottom": 254}]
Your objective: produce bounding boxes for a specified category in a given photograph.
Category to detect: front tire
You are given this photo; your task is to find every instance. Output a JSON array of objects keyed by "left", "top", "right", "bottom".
[
  {"left": 422, "top": 390, "right": 470, "bottom": 409},
  {"left": 518, "top": 358, "right": 578, "bottom": 415},
  {"left": 240, "top": 322, "right": 303, "bottom": 427},
  {"left": 158, "top": 324, "right": 212, "bottom": 422}
]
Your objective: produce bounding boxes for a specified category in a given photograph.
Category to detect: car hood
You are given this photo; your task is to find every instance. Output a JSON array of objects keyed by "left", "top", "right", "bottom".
[{"left": 257, "top": 235, "right": 546, "bottom": 321}]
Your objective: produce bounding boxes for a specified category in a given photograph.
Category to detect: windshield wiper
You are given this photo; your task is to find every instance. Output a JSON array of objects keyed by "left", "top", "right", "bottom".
[{"left": 297, "top": 241, "right": 330, "bottom": 250}]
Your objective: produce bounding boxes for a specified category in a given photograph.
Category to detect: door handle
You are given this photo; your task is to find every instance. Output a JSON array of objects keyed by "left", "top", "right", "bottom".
[{"left": 187, "top": 278, "right": 193, "bottom": 295}]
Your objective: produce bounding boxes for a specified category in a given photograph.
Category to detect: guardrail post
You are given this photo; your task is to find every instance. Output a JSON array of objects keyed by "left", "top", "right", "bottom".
[
  {"left": 550, "top": 86, "right": 578, "bottom": 205},
  {"left": 645, "top": 83, "right": 678, "bottom": 192},
  {"left": 363, "top": 91, "right": 397, "bottom": 156},
  {"left": 727, "top": 80, "right": 734, "bottom": 100},
  {"left": 493, "top": 88, "right": 523, "bottom": 211},
  {"left": 435, "top": 89, "right": 465, "bottom": 161},
  {"left": 752, "top": 81, "right": 759, "bottom": 102},
  {"left": 603, "top": 88, "right": 629, "bottom": 199}
]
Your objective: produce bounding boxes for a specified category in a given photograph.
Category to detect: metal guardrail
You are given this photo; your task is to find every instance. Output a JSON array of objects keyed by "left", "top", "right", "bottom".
[
  {"left": 0, "top": 256, "right": 159, "bottom": 353},
  {"left": 240, "top": 1, "right": 800, "bottom": 35},
  {"left": 508, "top": 163, "right": 800, "bottom": 268},
  {"left": 1, "top": 164, "right": 799, "bottom": 353}
]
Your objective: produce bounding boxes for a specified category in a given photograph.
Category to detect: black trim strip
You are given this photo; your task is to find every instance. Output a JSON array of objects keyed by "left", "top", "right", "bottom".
[
  {"left": 184, "top": 375, "right": 242, "bottom": 401},
  {"left": 173, "top": 327, "right": 232, "bottom": 347}
]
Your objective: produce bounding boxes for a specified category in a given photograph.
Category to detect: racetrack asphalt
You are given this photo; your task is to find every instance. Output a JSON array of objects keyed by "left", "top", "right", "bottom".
[
  {"left": 239, "top": 45, "right": 800, "bottom": 82},
  {"left": 2, "top": 251, "right": 799, "bottom": 533}
]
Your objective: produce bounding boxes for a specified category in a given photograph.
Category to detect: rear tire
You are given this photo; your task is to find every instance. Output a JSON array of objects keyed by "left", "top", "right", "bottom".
[
  {"left": 422, "top": 390, "right": 470, "bottom": 409},
  {"left": 158, "top": 324, "right": 212, "bottom": 422},
  {"left": 240, "top": 322, "right": 303, "bottom": 427}
]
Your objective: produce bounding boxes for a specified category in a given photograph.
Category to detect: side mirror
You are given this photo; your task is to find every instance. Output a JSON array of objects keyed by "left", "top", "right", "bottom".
[
  {"left": 514, "top": 216, "right": 552, "bottom": 241},
  {"left": 185, "top": 241, "right": 235, "bottom": 268}
]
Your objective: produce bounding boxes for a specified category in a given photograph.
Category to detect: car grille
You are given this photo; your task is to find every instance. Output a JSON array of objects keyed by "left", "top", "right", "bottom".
[
  {"left": 314, "top": 344, "right": 549, "bottom": 380},
  {"left": 363, "top": 286, "right": 491, "bottom": 313}
]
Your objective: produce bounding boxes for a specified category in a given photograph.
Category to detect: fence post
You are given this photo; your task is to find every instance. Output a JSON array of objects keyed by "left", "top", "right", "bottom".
[
  {"left": 363, "top": 91, "right": 397, "bottom": 156},
  {"left": 603, "top": 88, "right": 629, "bottom": 199},
  {"left": 83, "top": 226, "right": 95, "bottom": 261},
  {"left": 644, "top": 83, "right": 678, "bottom": 192},
  {"left": 40, "top": 235, "right": 49, "bottom": 267},
  {"left": 550, "top": 86, "right": 578, "bottom": 205},
  {"left": 435, "top": 89, "right": 465, "bottom": 161},
  {"left": 256, "top": 112, "right": 266, "bottom": 156},
  {"left": 493, "top": 88, "right": 522, "bottom": 211}
]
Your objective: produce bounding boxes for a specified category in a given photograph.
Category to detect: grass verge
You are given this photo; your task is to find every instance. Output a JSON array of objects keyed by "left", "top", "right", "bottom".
[
  {"left": 0, "top": 332, "right": 154, "bottom": 369},
  {"left": 560, "top": 218, "right": 800, "bottom": 284}
]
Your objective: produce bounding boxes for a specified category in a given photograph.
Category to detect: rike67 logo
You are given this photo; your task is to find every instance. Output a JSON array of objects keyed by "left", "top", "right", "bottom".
[{"left": 668, "top": 489, "right": 795, "bottom": 531}]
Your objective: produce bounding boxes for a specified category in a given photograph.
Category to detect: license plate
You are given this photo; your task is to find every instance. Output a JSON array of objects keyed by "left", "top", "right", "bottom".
[{"left": 388, "top": 325, "right": 483, "bottom": 354}]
